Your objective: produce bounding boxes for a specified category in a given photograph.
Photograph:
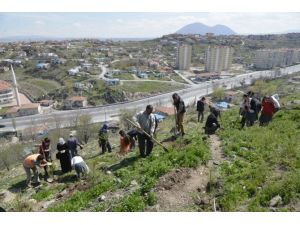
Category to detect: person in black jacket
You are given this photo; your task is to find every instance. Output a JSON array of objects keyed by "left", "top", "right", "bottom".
[
  {"left": 196, "top": 97, "right": 206, "bottom": 123},
  {"left": 205, "top": 108, "right": 220, "bottom": 135},
  {"left": 56, "top": 137, "right": 72, "bottom": 173},
  {"left": 172, "top": 93, "right": 186, "bottom": 136}
]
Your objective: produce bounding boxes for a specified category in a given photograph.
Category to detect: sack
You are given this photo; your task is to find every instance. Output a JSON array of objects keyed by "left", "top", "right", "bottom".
[{"left": 56, "top": 153, "right": 60, "bottom": 160}]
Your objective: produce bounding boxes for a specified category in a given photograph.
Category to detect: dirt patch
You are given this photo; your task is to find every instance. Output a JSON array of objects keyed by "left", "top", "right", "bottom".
[
  {"left": 148, "top": 134, "right": 224, "bottom": 212},
  {"left": 149, "top": 167, "right": 209, "bottom": 211}
]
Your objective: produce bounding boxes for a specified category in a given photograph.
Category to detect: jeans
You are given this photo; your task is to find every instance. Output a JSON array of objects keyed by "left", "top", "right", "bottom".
[
  {"left": 23, "top": 165, "right": 40, "bottom": 185},
  {"left": 137, "top": 133, "right": 153, "bottom": 157}
]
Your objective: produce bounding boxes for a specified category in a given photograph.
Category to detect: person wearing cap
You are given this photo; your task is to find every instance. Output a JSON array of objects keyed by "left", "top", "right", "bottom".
[
  {"left": 98, "top": 124, "right": 112, "bottom": 155},
  {"left": 23, "top": 153, "right": 47, "bottom": 186},
  {"left": 67, "top": 131, "right": 83, "bottom": 158}
]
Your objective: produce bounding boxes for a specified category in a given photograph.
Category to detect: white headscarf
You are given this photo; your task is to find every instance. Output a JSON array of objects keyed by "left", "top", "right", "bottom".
[{"left": 59, "top": 137, "right": 65, "bottom": 145}]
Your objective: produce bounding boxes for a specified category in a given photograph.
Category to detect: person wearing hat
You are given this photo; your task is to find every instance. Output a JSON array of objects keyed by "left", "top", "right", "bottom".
[
  {"left": 98, "top": 124, "right": 112, "bottom": 155},
  {"left": 23, "top": 153, "right": 47, "bottom": 187},
  {"left": 67, "top": 131, "right": 83, "bottom": 158}
]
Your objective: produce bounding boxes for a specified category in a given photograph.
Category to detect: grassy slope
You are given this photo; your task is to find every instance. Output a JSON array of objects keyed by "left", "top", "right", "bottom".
[
  {"left": 48, "top": 114, "right": 210, "bottom": 211},
  {"left": 216, "top": 105, "right": 300, "bottom": 211}
]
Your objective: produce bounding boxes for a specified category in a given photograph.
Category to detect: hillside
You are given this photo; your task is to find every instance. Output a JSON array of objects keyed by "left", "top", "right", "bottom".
[
  {"left": 176, "top": 23, "right": 236, "bottom": 35},
  {"left": 0, "top": 78, "right": 299, "bottom": 212}
]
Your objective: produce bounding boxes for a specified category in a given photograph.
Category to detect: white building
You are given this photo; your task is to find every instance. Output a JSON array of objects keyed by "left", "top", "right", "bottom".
[
  {"left": 176, "top": 44, "right": 192, "bottom": 70},
  {"left": 205, "top": 46, "right": 234, "bottom": 73},
  {"left": 254, "top": 49, "right": 300, "bottom": 70}
]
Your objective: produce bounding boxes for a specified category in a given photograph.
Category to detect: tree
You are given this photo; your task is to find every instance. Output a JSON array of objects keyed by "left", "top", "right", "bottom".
[
  {"left": 212, "top": 87, "right": 225, "bottom": 101},
  {"left": 119, "top": 109, "right": 136, "bottom": 130},
  {"left": 77, "top": 114, "right": 92, "bottom": 144}
]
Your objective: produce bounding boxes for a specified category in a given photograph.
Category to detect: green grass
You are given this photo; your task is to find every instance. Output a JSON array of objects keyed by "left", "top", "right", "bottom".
[
  {"left": 32, "top": 189, "right": 55, "bottom": 202},
  {"left": 170, "top": 73, "right": 189, "bottom": 84},
  {"left": 112, "top": 73, "right": 134, "bottom": 80},
  {"left": 216, "top": 106, "right": 300, "bottom": 211},
  {"left": 47, "top": 115, "right": 210, "bottom": 212}
]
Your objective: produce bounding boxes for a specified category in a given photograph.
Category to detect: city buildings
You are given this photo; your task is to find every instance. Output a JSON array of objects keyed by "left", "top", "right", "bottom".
[
  {"left": 205, "top": 46, "right": 234, "bottom": 72},
  {"left": 253, "top": 49, "right": 300, "bottom": 69},
  {"left": 176, "top": 44, "right": 192, "bottom": 70}
]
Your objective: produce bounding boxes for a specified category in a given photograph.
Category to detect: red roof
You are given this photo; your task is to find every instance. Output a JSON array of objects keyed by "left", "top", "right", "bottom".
[
  {"left": 67, "top": 96, "right": 87, "bottom": 101},
  {"left": 20, "top": 103, "right": 40, "bottom": 109},
  {"left": 155, "top": 106, "right": 175, "bottom": 116},
  {"left": 0, "top": 80, "right": 12, "bottom": 91}
]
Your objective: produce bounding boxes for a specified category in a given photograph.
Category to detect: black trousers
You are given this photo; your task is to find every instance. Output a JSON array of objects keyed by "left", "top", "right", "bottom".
[
  {"left": 137, "top": 133, "right": 153, "bottom": 157},
  {"left": 205, "top": 124, "right": 218, "bottom": 135},
  {"left": 99, "top": 139, "right": 112, "bottom": 154},
  {"left": 197, "top": 110, "right": 204, "bottom": 122}
]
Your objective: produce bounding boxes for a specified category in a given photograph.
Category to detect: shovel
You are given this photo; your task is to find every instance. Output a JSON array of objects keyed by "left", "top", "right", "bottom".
[{"left": 126, "top": 119, "right": 169, "bottom": 152}]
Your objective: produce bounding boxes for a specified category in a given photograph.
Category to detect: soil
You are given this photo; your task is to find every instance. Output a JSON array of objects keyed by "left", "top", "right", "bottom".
[{"left": 147, "top": 134, "right": 224, "bottom": 212}]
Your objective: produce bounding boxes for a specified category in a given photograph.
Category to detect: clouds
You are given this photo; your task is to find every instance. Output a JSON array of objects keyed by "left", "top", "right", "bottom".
[
  {"left": 0, "top": 12, "right": 299, "bottom": 38},
  {"left": 34, "top": 20, "right": 45, "bottom": 25}
]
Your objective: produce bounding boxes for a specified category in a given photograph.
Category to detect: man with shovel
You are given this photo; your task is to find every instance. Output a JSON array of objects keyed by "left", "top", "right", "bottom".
[{"left": 133, "top": 105, "right": 156, "bottom": 158}]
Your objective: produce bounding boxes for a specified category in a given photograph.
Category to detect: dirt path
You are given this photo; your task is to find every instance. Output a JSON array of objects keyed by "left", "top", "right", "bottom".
[{"left": 147, "top": 134, "right": 223, "bottom": 212}]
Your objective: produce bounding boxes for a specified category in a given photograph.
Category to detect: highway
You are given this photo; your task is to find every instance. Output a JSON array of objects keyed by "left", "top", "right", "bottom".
[{"left": 1, "top": 64, "right": 300, "bottom": 133}]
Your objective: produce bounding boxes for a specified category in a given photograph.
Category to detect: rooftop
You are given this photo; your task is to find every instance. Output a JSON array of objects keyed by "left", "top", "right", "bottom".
[
  {"left": 67, "top": 96, "right": 87, "bottom": 101},
  {"left": 0, "top": 80, "right": 12, "bottom": 91}
]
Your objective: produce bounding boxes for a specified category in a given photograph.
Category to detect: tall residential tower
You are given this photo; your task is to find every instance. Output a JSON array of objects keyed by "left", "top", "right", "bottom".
[
  {"left": 176, "top": 44, "right": 192, "bottom": 70},
  {"left": 205, "top": 46, "right": 234, "bottom": 72}
]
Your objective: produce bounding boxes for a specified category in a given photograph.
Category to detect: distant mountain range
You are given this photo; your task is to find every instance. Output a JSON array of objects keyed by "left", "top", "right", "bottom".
[{"left": 176, "top": 22, "right": 236, "bottom": 35}]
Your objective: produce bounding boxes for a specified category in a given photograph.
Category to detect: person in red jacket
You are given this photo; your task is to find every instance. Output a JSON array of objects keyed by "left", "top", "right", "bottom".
[{"left": 259, "top": 96, "right": 275, "bottom": 126}]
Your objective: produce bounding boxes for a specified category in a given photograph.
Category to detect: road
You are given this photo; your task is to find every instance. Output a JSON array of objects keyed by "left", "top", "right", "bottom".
[
  {"left": 1, "top": 64, "right": 300, "bottom": 132},
  {"left": 173, "top": 70, "right": 196, "bottom": 86},
  {"left": 98, "top": 64, "right": 107, "bottom": 79}
]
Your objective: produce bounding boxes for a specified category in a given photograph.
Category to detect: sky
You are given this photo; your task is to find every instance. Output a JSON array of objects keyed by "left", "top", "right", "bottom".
[{"left": 0, "top": 12, "right": 299, "bottom": 38}]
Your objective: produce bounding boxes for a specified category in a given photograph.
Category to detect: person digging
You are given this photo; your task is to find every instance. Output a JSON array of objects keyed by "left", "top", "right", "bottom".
[{"left": 23, "top": 153, "right": 48, "bottom": 187}]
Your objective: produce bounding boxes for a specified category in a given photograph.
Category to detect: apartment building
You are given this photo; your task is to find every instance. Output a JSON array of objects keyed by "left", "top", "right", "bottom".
[
  {"left": 254, "top": 49, "right": 300, "bottom": 69},
  {"left": 205, "top": 46, "right": 234, "bottom": 72},
  {"left": 176, "top": 44, "right": 192, "bottom": 70}
]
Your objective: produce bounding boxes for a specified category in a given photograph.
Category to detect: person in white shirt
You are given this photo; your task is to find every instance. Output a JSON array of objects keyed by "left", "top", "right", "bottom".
[
  {"left": 133, "top": 105, "right": 156, "bottom": 157},
  {"left": 71, "top": 155, "right": 89, "bottom": 179}
]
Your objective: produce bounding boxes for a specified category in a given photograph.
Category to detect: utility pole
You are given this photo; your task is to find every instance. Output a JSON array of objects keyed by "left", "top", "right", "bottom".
[{"left": 10, "top": 65, "right": 21, "bottom": 107}]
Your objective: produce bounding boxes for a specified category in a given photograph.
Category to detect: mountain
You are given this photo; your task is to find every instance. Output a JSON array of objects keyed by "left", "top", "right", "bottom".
[{"left": 176, "top": 23, "right": 236, "bottom": 35}]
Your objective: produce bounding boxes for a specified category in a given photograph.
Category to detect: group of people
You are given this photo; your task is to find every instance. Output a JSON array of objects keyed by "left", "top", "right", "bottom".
[
  {"left": 23, "top": 132, "right": 89, "bottom": 187},
  {"left": 22, "top": 90, "right": 280, "bottom": 187},
  {"left": 239, "top": 91, "right": 280, "bottom": 128}
]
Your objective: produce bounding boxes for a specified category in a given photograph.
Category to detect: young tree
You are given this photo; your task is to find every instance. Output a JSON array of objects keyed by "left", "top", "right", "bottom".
[
  {"left": 212, "top": 87, "right": 225, "bottom": 101},
  {"left": 119, "top": 109, "right": 136, "bottom": 130},
  {"left": 77, "top": 114, "right": 92, "bottom": 143}
]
